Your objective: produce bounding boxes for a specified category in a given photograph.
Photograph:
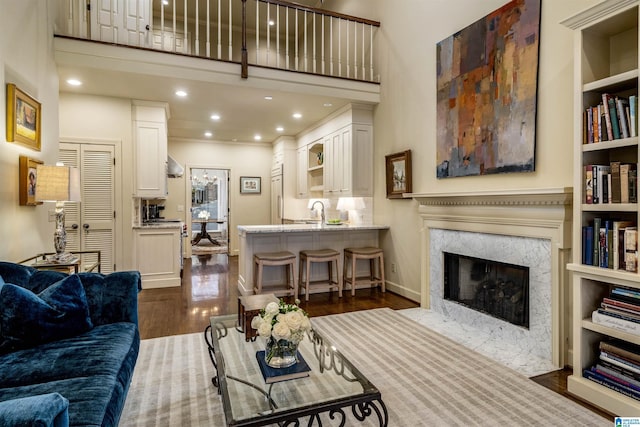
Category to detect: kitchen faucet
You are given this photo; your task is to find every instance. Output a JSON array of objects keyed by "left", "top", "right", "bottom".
[{"left": 311, "top": 200, "right": 325, "bottom": 224}]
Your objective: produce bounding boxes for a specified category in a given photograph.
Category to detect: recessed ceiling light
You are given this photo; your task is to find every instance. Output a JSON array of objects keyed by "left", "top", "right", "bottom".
[
  {"left": 323, "top": 103, "right": 333, "bottom": 107},
  {"left": 210, "top": 114, "right": 221, "bottom": 120},
  {"left": 162, "top": 0, "right": 168, "bottom": 5},
  {"left": 66, "top": 79, "right": 82, "bottom": 86},
  {"left": 292, "top": 113, "right": 302, "bottom": 119},
  {"left": 232, "top": 138, "right": 238, "bottom": 142},
  {"left": 204, "top": 131, "right": 212, "bottom": 137},
  {"left": 264, "top": 96, "right": 273, "bottom": 100},
  {"left": 269, "top": 20, "right": 275, "bottom": 26},
  {"left": 276, "top": 126, "right": 284, "bottom": 132},
  {"left": 254, "top": 134, "right": 262, "bottom": 141},
  {"left": 175, "top": 90, "right": 187, "bottom": 97}
]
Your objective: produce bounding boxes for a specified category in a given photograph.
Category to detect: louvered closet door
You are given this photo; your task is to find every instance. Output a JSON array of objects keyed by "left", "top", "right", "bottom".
[{"left": 60, "top": 143, "right": 116, "bottom": 273}]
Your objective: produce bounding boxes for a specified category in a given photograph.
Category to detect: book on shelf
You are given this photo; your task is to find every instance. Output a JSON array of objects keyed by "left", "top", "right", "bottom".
[
  {"left": 602, "top": 93, "right": 615, "bottom": 141},
  {"left": 600, "top": 340, "right": 640, "bottom": 366},
  {"left": 631, "top": 168, "right": 638, "bottom": 203},
  {"left": 584, "top": 165, "right": 593, "bottom": 204},
  {"left": 255, "top": 351, "right": 311, "bottom": 384},
  {"left": 611, "top": 162, "right": 622, "bottom": 203},
  {"left": 608, "top": 95, "right": 622, "bottom": 140},
  {"left": 631, "top": 95, "right": 638, "bottom": 138},
  {"left": 593, "top": 217, "right": 601, "bottom": 266},
  {"left": 626, "top": 227, "right": 638, "bottom": 273},
  {"left": 583, "top": 226, "right": 594, "bottom": 265},
  {"left": 617, "top": 97, "right": 631, "bottom": 139},
  {"left": 584, "top": 369, "right": 640, "bottom": 401},
  {"left": 603, "top": 297, "right": 640, "bottom": 314},
  {"left": 592, "top": 309, "right": 640, "bottom": 335},
  {"left": 600, "top": 359, "right": 640, "bottom": 382},
  {"left": 593, "top": 365, "right": 640, "bottom": 392},
  {"left": 613, "top": 221, "right": 635, "bottom": 270}
]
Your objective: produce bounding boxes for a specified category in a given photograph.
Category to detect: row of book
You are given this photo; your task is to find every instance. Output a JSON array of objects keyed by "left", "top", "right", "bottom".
[
  {"left": 584, "top": 94, "right": 638, "bottom": 144},
  {"left": 582, "top": 219, "right": 637, "bottom": 272},
  {"left": 584, "top": 162, "right": 638, "bottom": 204},
  {"left": 592, "top": 287, "right": 640, "bottom": 336},
  {"left": 583, "top": 339, "right": 640, "bottom": 401}
]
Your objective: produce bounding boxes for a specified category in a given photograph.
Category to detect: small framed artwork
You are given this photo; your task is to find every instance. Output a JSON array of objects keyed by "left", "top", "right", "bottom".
[
  {"left": 19, "top": 155, "right": 43, "bottom": 206},
  {"left": 240, "top": 176, "right": 261, "bottom": 194},
  {"left": 385, "top": 150, "right": 412, "bottom": 199},
  {"left": 6, "top": 83, "right": 41, "bottom": 151}
]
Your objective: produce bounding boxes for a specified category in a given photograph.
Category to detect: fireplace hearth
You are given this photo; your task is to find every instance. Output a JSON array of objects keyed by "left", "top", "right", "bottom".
[{"left": 444, "top": 252, "right": 529, "bottom": 328}]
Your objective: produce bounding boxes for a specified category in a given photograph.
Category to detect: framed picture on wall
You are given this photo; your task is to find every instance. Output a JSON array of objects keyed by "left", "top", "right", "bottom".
[
  {"left": 385, "top": 150, "right": 412, "bottom": 199},
  {"left": 19, "top": 155, "right": 43, "bottom": 206},
  {"left": 6, "top": 83, "right": 42, "bottom": 151},
  {"left": 240, "top": 176, "right": 261, "bottom": 194}
]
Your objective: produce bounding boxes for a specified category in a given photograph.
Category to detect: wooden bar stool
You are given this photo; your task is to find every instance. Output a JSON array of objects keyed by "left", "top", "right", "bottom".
[
  {"left": 343, "top": 247, "right": 386, "bottom": 296},
  {"left": 299, "top": 249, "right": 342, "bottom": 301},
  {"left": 253, "top": 251, "right": 297, "bottom": 298}
]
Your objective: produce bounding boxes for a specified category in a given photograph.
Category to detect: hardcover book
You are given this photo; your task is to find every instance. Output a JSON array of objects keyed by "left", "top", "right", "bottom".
[{"left": 256, "top": 351, "right": 311, "bottom": 384}]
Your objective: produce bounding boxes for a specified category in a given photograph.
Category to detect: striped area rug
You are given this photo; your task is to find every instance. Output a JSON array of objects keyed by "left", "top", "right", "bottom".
[{"left": 120, "top": 308, "right": 609, "bottom": 426}]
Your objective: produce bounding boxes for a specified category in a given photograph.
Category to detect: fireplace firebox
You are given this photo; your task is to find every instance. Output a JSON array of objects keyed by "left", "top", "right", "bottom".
[{"left": 444, "top": 252, "right": 530, "bottom": 328}]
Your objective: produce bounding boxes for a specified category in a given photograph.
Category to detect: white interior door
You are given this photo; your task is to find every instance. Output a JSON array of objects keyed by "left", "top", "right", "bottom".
[
  {"left": 60, "top": 143, "right": 116, "bottom": 273},
  {"left": 91, "top": 0, "right": 150, "bottom": 46}
]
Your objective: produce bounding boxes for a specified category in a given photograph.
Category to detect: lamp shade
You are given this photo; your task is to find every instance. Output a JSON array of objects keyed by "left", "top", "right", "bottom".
[
  {"left": 336, "top": 197, "right": 365, "bottom": 211},
  {"left": 35, "top": 164, "right": 81, "bottom": 202}
]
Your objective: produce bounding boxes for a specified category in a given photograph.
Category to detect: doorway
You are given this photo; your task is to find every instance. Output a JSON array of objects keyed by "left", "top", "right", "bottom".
[
  {"left": 189, "top": 168, "right": 229, "bottom": 255},
  {"left": 59, "top": 141, "right": 118, "bottom": 273}
]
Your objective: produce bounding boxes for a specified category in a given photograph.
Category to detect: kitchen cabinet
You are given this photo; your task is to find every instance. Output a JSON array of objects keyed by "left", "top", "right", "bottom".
[
  {"left": 296, "top": 145, "right": 308, "bottom": 198},
  {"left": 133, "top": 101, "right": 170, "bottom": 198},
  {"left": 324, "top": 123, "right": 373, "bottom": 197},
  {"left": 271, "top": 137, "right": 297, "bottom": 223},
  {"left": 133, "top": 225, "right": 181, "bottom": 288}
]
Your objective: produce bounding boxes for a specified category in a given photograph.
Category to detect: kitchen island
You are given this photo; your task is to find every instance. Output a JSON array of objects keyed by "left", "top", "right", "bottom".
[{"left": 237, "top": 223, "right": 389, "bottom": 296}]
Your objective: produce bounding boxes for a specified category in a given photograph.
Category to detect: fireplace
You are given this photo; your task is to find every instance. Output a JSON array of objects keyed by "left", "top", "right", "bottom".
[
  {"left": 443, "top": 252, "right": 529, "bottom": 328},
  {"left": 412, "top": 188, "right": 573, "bottom": 368}
]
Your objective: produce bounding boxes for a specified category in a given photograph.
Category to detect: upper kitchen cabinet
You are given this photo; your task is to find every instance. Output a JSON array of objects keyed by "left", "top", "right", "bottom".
[
  {"left": 133, "top": 101, "right": 170, "bottom": 198},
  {"left": 297, "top": 104, "right": 374, "bottom": 198}
]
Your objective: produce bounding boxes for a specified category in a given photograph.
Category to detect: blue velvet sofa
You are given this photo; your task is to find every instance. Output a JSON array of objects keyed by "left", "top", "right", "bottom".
[{"left": 0, "top": 262, "right": 141, "bottom": 427}]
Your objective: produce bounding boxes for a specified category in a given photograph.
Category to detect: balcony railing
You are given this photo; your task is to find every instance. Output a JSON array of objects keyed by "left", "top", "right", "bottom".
[{"left": 55, "top": 0, "right": 380, "bottom": 83}]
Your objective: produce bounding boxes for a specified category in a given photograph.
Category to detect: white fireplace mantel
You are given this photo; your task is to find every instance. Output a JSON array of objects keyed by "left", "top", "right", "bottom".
[{"left": 412, "top": 187, "right": 573, "bottom": 367}]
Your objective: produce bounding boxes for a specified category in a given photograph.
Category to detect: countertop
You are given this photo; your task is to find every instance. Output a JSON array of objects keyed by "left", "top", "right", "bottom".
[
  {"left": 132, "top": 221, "right": 183, "bottom": 230},
  {"left": 238, "top": 223, "right": 389, "bottom": 235}
]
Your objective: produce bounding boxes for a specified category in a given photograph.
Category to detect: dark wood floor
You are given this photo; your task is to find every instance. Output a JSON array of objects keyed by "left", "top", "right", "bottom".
[{"left": 138, "top": 253, "right": 614, "bottom": 421}]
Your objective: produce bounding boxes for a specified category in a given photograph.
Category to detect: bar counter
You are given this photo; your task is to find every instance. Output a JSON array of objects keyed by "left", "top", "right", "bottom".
[{"left": 237, "top": 223, "right": 389, "bottom": 296}]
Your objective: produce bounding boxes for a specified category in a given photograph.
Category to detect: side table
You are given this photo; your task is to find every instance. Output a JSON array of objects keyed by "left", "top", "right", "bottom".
[{"left": 237, "top": 293, "right": 279, "bottom": 341}]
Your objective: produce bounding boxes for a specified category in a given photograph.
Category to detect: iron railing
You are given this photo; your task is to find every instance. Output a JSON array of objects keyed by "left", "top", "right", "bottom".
[{"left": 55, "top": 0, "right": 380, "bottom": 82}]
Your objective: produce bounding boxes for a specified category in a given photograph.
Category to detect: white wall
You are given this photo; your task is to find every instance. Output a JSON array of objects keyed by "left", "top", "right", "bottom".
[
  {"left": 58, "top": 92, "right": 135, "bottom": 269},
  {"left": 320, "top": 0, "right": 601, "bottom": 302},
  {"left": 0, "top": 1, "right": 60, "bottom": 262},
  {"left": 165, "top": 139, "right": 274, "bottom": 254}
]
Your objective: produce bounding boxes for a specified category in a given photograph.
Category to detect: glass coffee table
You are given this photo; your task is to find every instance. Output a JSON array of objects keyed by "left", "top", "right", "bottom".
[{"left": 205, "top": 316, "right": 388, "bottom": 426}]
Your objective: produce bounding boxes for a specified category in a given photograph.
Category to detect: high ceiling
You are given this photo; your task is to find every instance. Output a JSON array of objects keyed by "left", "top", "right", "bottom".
[{"left": 56, "top": 0, "right": 363, "bottom": 145}]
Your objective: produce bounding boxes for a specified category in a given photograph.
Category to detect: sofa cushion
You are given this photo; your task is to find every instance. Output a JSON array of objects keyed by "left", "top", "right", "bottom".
[
  {"left": 0, "top": 275, "right": 93, "bottom": 354},
  {"left": 0, "top": 393, "right": 69, "bottom": 427},
  {"left": 0, "top": 322, "right": 139, "bottom": 426}
]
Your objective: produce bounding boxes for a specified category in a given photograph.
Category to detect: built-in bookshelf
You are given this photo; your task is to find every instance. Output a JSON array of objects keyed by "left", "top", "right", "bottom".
[{"left": 562, "top": 0, "right": 640, "bottom": 416}]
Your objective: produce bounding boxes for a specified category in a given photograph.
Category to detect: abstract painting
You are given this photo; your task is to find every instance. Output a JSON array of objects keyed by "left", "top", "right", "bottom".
[{"left": 436, "top": 0, "right": 541, "bottom": 178}]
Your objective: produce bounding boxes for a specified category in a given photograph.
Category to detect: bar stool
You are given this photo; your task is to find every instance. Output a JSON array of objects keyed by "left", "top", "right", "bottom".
[
  {"left": 253, "top": 251, "right": 297, "bottom": 298},
  {"left": 299, "top": 249, "right": 342, "bottom": 301},
  {"left": 343, "top": 247, "right": 386, "bottom": 296}
]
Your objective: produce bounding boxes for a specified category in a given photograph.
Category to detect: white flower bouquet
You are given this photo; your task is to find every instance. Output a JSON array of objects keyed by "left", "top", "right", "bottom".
[
  {"left": 251, "top": 299, "right": 312, "bottom": 367},
  {"left": 198, "top": 210, "right": 210, "bottom": 219}
]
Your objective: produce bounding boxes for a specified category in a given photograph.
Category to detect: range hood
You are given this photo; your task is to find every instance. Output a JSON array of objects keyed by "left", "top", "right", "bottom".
[{"left": 167, "top": 155, "right": 184, "bottom": 178}]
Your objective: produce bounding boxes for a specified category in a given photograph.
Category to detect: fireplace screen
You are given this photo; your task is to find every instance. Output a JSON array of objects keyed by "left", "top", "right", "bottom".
[{"left": 443, "top": 252, "right": 530, "bottom": 328}]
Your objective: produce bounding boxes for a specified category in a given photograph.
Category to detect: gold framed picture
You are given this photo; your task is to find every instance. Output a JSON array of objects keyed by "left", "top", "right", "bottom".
[
  {"left": 385, "top": 150, "right": 412, "bottom": 199},
  {"left": 6, "top": 83, "right": 41, "bottom": 151},
  {"left": 19, "top": 155, "right": 43, "bottom": 206}
]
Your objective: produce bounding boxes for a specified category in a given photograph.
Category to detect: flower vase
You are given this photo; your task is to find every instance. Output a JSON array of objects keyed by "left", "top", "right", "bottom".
[{"left": 265, "top": 337, "right": 299, "bottom": 368}]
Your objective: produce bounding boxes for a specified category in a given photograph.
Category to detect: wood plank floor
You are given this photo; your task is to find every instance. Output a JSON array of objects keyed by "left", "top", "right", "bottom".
[{"left": 137, "top": 253, "right": 614, "bottom": 421}]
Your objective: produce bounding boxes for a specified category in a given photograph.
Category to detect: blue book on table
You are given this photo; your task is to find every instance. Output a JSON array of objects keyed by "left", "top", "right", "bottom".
[{"left": 256, "top": 351, "right": 311, "bottom": 383}]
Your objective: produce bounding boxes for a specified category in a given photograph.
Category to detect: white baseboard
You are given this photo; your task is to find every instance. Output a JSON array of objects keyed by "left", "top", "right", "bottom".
[{"left": 385, "top": 280, "right": 420, "bottom": 303}]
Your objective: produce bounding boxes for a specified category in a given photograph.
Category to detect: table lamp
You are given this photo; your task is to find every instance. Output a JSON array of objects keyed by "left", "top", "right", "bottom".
[
  {"left": 36, "top": 162, "right": 81, "bottom": 260},
  {"left": 336, "top": 197, "right": 366, "bottom": 223}
]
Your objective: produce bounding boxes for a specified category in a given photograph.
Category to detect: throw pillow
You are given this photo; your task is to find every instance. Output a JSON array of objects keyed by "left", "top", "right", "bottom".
[{"left": 0, "top": 274, "right": 93, "bottom": 354}]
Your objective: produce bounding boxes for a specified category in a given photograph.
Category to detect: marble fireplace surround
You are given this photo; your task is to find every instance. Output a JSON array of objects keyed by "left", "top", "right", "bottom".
[{"left": 411, "top": 188, "right": 572, "bottom": 368}]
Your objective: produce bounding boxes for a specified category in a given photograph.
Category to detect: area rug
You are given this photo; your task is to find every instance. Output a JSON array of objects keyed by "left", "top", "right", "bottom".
[{"left": 120, "top": 308, "right": 609, "bottom": 426}]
